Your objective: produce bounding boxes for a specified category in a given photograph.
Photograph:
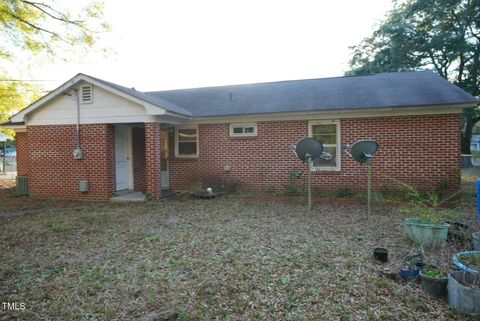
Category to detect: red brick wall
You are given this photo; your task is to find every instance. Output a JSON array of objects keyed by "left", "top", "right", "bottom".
[
  {"left": 169, "top": 114, "right": 461, "bottom": 194},
  {"left": 25, "top": 124, "right": 115, "bottom": 200},
  {"left": 132, "top": 127, "right": 146, "bottom": 193},
  {"left": 145, "top": 123, "right": 161, "bottom": 200},
  {"left": 16, "top": 113, "right": 460, "bottom": 200},
  {"left": 15, "top": 132, "right": 29, "bottom": 176}
]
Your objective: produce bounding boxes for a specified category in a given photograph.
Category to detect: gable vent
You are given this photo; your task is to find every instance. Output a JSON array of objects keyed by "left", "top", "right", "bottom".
[{"left": 80, "top": 85, "right": 93, "bottom": 104}]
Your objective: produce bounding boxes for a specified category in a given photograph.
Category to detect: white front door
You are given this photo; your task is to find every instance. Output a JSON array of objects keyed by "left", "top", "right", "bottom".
[{"left": 115, "top": 126, "right": 132, "bottom": 191}]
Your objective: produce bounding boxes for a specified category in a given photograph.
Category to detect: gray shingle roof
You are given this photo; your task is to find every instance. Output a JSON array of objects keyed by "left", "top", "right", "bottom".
[{"left": 145, "top": 71, "right": 478, "bottom": 117}]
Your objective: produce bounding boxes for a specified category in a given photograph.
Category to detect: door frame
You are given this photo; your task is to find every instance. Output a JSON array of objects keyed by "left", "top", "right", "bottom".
[
  {"left": 115, "top": 125, "right": 134, "bottom": 191},
  {"left": 160, "top": 130, "right": 169, "bottom": 189}
]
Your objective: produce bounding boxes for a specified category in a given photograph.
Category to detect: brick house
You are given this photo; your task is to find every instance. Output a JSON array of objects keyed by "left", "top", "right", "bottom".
[{"left": 3, "top": 71, "right": 478, "bottom": 201}]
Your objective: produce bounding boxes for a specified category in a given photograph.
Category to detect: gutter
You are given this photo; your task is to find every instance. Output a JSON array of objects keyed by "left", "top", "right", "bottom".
[
  {"left": 0, "top": 121, "right": 27, "bottom": 132},
  {"left": 187, "top": 102, "right": 477, "bottom": 125}
]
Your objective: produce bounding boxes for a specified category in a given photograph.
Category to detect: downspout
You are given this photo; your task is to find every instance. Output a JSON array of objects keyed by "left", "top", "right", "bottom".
[{"left": 73, "top": 88, "right": 83, "bottom": 159}]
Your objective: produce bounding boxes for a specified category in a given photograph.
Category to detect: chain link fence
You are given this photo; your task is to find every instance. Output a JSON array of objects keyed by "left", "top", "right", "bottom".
[
  {"left": 461, "top": 154, "right": 480, "bottom": 178},
  {"left": 0, "top": 156, "right": 17, "bottom": 179}
]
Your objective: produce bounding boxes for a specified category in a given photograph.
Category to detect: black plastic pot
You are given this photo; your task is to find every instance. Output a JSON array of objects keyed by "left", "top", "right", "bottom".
[
  {"left": 420, "top": 269, "right": 448, "bottom": 297},
  {"left": 373, "top": 248, "right": 388, "bottom": 262}
]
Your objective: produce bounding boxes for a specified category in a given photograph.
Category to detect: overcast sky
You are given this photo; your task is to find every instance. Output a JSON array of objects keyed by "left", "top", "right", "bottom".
[{"left": 18, "top": 0, "right": 394, "bottom": 92}]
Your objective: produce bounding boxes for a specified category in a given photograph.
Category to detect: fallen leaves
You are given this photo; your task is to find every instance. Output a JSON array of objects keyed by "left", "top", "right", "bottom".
[{"left": 0, "top": 190, "right": 476, "bottom": 320}]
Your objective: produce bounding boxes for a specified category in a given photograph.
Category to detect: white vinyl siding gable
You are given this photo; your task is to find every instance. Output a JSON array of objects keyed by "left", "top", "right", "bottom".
[{"left": 26, "top": 84, "right": 156, "bottom": 125}]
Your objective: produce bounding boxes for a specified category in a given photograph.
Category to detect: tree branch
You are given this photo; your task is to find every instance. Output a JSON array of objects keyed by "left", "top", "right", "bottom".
[
  {"left": 426, "top": 49, "right": 443, "bottom": 77},
  {"left": 0, "top": 10, "right": 73, "bottom": 45},
  {"left": 21, "top": 0, "right": 86, "bottom": 29}
]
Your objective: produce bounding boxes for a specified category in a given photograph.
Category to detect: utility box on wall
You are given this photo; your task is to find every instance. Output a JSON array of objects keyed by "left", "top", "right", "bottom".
[
  {"left": 79, "top": 180, "right": 89, "bottom": 192},
  {"left": 73, "top": 148, "right": 83, "bottom": 160}
]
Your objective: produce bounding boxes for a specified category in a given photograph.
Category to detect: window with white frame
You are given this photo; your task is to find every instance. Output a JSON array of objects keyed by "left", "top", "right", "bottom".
[
  {"left": 230, "top": 123, "right": 257, "bottom": 137},
  {"left": 80, "top": 85, "right": 93, "bottom": 104},
  {"left": 175, "top": 127, "right": 199, "bottom": 157},
  {"left": 309, "top": 120, "right": 340, "bottom": 170}
]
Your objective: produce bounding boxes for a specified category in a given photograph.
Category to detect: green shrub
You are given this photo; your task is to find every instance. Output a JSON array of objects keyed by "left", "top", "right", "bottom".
[
  {"left": 284, "top": 185, "right": 303, "bottom": 195},
  {"left": 337, "top": 186, "right": 354, "bottom": 198}
]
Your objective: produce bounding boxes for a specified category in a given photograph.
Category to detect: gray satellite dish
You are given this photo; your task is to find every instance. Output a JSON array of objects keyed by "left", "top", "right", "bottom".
[
  {"left": 295, "top": 138, "right": 324, "bottom": 163},
  {"left": 350, "top": 140, "right": 378, "bottom": 165}
]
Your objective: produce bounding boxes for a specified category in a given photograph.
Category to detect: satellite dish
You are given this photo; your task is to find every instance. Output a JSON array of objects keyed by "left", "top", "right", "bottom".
[
  {"left": 350, "top": 140, "right": 378, "bottom": 165},
  {"left": 295, "top": 138, "right": 323, "bottom": 163}
]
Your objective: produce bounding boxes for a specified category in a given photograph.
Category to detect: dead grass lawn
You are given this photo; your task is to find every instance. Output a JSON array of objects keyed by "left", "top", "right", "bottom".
[{"left": 0, "top": 186, "right": 477, "bottom": 320}]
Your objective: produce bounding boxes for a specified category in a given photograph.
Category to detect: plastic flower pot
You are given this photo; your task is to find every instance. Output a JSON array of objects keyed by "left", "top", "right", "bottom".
[
  {"left": 448, "top": 271, "right": 480, "bottom": 317},
  {"left": 399, "top": 267, "right": 420, "bottom": 281},
  {"left": 373, "top": 248, "right": 388, "bottom": 263},
  {"left": 452, "top": 251, "right": 480, "bottom": 273},
  {"left": 473, "top": 232, "right": 480, "bottom": 251},
  {"left": 404, "top": 218, "right": 450, "bottom": 247},
  {"left": 420, "top": 269, "right": 448, "bottom": 297}
]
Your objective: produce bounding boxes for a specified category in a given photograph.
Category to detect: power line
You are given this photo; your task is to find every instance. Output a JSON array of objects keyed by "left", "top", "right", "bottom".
[{"left": 0, "top": 79, "right": 59, "bottom": 82}]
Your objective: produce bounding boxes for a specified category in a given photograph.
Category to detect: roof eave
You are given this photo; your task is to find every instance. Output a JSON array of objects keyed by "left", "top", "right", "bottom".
[
  {"left": 189, "top": 102, "right": 476, "bottom": 124},
  {"left": 11, "top": 74, "right": 192, "bottom": 123},
  {"left": 1, "top": 121, "right": 27, "bottom": 132},
  {"left": 10, "top": 73, "right": 83, "bottom": 123}
]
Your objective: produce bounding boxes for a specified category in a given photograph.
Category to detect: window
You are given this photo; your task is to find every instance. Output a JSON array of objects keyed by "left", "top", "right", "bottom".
[
  {"left": 230, "top": 123, "right": 257, "bottom": 137},
  {"left": 309, "top": 120, "right": 340, "bottom": 170},
  {"left": 81, "top": 85, "right": 93, "bottom": 104},
  {"left": 175, "top": 127, "right": 199, "bottom": 157}
]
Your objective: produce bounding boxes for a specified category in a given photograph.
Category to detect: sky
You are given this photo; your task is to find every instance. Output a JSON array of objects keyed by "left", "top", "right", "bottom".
[{"left": 16, "top": 0, "right": 394, "bottom": 92}]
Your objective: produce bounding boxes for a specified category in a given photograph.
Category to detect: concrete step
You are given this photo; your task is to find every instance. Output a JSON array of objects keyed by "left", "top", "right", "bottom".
[{"left": 110, "top": 191, "right": 146, "bottom": 202}]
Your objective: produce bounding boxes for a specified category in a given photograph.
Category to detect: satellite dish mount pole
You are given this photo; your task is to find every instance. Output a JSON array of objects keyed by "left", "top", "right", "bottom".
[
  {"left": 366, "top": 161, "right": 371, "bottom": 220},
  {"left": 294, "top": 137, "right": 326, "bottom": 212},
  {"left": 346, "top": 140, "right": 378, "bottom": 220},
  {"left": 306, "top": 153, "right": 312, "bottom": 211}
]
